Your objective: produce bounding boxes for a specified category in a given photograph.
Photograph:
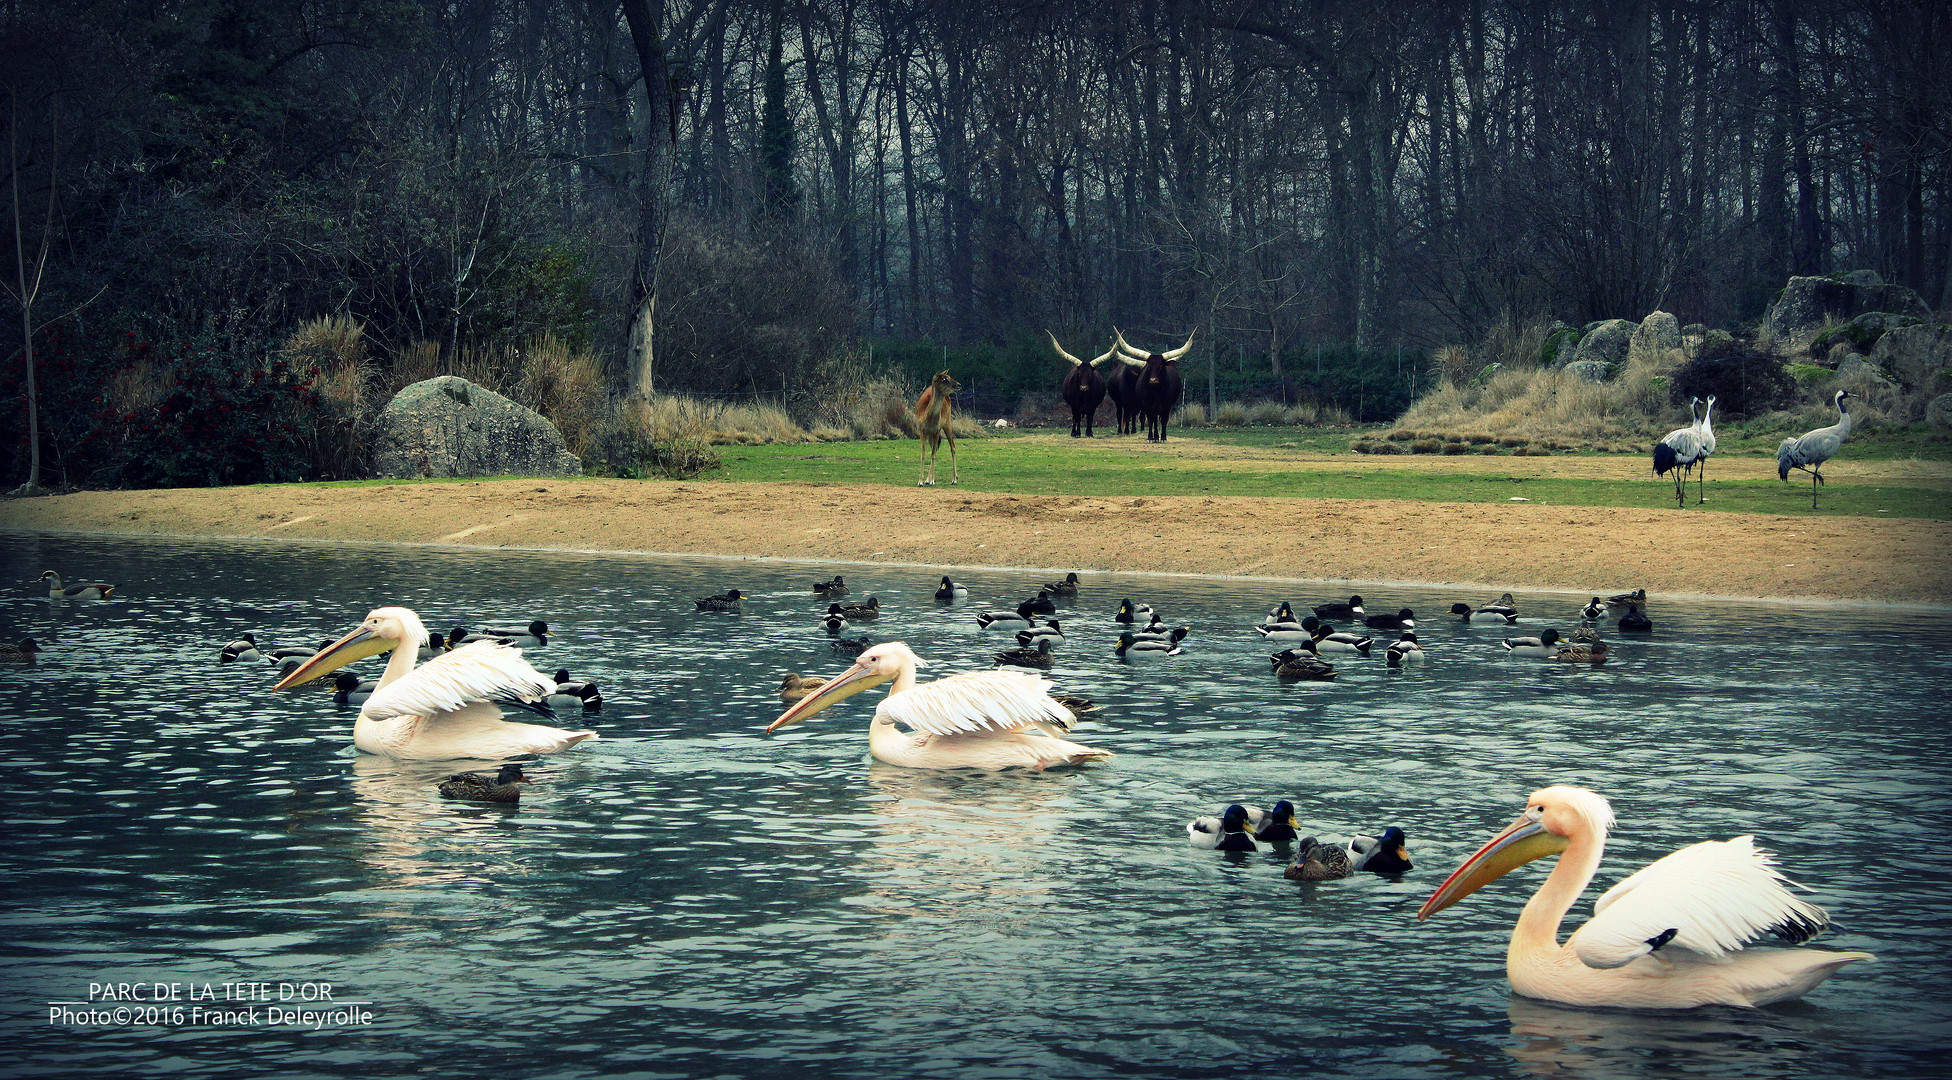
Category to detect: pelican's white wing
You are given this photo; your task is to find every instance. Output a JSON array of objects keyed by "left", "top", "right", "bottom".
[
  {"left": 361, "top": 640, "right": 555, "bottom": 721},
  {"left": 1572, "top": 836, "right": 1829, "bottom": 969},
  {"left": 876, "top": 669, "right": 1074, "bottom": 737}
]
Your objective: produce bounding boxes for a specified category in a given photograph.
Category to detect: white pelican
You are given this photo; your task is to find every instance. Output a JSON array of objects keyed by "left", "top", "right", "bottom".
[
  {"left": 1418, "top": 786, "right": 1873, "bottom": 1009},
  {"left": 274, "top": 606, "right": 596, "bottom": 761},
  {"left": 1188, "top": 804, "right": 1257, "bottom": 850},
  {"left": 39, "top": 570, "right": 115, "bottom": 600},
  {"left": 765, "top": 641, "right": 1110, "bottom": 771}
]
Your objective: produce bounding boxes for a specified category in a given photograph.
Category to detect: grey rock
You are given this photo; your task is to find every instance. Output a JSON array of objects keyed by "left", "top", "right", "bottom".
[
  {"left": 372, "top": 376, "right": 584, "bottom": 480},
  {"left": 1834, "top": 356, "right": 1893, "bottom": 387},
  {"left": 1842, "top": 269, "right": 1882, "bottom": 286},
  {"left": 1564, "top": 360, "right": 1610, "bottom": 383},
  {"left": 1627, "top": 311, "right": 1682, "bottom": 367},
  {"left": 1761, "top": 274, "right": 1931, "bottom": 356},
  {"left": 1540, "top": 321, "right": 1580, "bottom": 366},
  {"left": 1868, "top": 323, "right": 1952, "bottom": 386},
  {"left": 1696, "top": 329, "right": 1740, "bottom": 361},
  {"left": 1564, "top": 319, "right": 1635, "bottom": 370},
  {"left": 1681, "top": 323, "right": 1711, "bottom": 337},
  {"left": 1928, "top": 393, "right": 1952, "bottom": 430}
]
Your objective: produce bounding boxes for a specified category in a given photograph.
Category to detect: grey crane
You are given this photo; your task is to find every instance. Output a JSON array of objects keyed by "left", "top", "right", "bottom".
[
  {"left": 1652, "top": 397, "right": 1711, "bottom": 507},
  {"left": 1777, "top": 389, "right": 1853, "bottom": 509}
]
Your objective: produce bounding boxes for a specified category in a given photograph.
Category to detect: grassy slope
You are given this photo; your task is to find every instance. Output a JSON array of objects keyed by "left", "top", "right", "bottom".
[{"left": 716, "top": 428, "right": 1952, "bottom": 520}]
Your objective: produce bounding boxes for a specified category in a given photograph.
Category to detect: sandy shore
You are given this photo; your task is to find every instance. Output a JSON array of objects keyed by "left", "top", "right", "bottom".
[{"left": 3, "top": 478, "right": 1946, "bottom": 605}]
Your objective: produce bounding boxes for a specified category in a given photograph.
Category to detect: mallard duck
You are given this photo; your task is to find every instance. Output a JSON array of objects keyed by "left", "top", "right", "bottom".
[
  {"left": 0, "top": 638, "right": 44, "bottom": 664},
  {"left": 548, "top": 669, "right": 602, "bottom": 711},
  {"left": 1602, "top": 588, "right": 1647, "bottom": 609},
  {"left": 1116, "top": 632, "right": 1181, "bottom": 658},
  {"left": 1349, "top": 826, "right": 1413, "bottom": 874},
  {"left": 975, "top": 601, "right": 1037, "bottom": 630},
  {"left": 1269, "top": 648, "right": 1336, "bottom": 681},
  {"left": 1617, "top": 604, "right": 1654, "bottom": 633},
  {"left": 1188, "top": 804, "right": 1257, "bottom": 851},
  {"left": 1254, "top": 620, "right": 1310, "bottom": 640},
  {"left": 416, "top": 632, "right": 448, "bottom": 661},
  {"left": 1312, "top": 595, "right": 1364, "bottom": 621},
  {"left": 934, "top": 576, "right": 969, "bottom": 602},
  {"left": 1451, "top": 602, "right": 1518, "bottom": 624},
  {"left": 1579, "top": 597, "right": 1606, "bottom": 622},
  {"left": 993, "top": 638, "right": 1055, "bottom": 670},
  {"left": 1044, "top": 572, "right": 1081, "bottom": 596},
  {"left": 1365, "top": 608, "right": 1416, "bottom": 631},
  {"left": 1020, "top": 591, "right": 1057, "bottom": 615},
  {"left": 333, "top": 672, "right": 377, "bottom": 707},
  {"left": 1249, "top": 800, "right": 1301, "bottom": 843},
  {"left": 813, "top": 575, "right": 849, "bottom": 597},
  {"left": 1285, "top": 836, "right": 1353, "bottom": 880},
  {"left": 1050, "top": 693, "right": 1098, "bottom": 717},
  {"left": 1262, "top": 601, "right": 1299, "bottom": 626},
  {"left": 38, "top": 571, "right": 115, "bottom": 600},
  {"left": 1015, "top": 619, "right": 1064, "bottom": 644},
  {"left": 473, "top": 620, "right": 549, "bottom": 646},
  {"left": 1131, "top": 624, "right": 1189, "bottom": 646},
  {"left": 832, "top": 596, "right": 881, "bottom": 620},
  {"left": 270, "top": 640, "right": 335, "bottom": 674},
  {"left": 832, "top": 635, "right": 873, "bottom": 656},
  {"left": 1553, "top": 626, "right": 1608, "bottom": 663},
  {"left": 1385, "top": 632, "right": 1423, "bottom": 667},
  {"left": 438, "top": 763, "right": 531, "bottom": 804},
  {"left": 822, "top": 611, "right": 850, "bottom": 634},
  {"left": 778, "top": 673, "right": 830, "bottom": 703},
  {"left": 1115, "top": 599, "right": 1155, "bottom": 624},
  {"left": 1485, "top": 592, "right": 1517, "bottom": 609},
  {"left": 1502, "top": 628, "right": 1563, "bottom": 657},
  {"left": 219, "top": 633, "right": 262, "bottom": 663},
  {"left": 1303, "top": 617, "right": 1373, "bottom": 655},
  {"left": 694, "top": 589, "right": 746, "bottom": 612}
]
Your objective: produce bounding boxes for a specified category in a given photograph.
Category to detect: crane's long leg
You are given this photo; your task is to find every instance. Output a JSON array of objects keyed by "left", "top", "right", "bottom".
[{"left": 1697, "top": 459, "right": 1707, "bottom": 504}]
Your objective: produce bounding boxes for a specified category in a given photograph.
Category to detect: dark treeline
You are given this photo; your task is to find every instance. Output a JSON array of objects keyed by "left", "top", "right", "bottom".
[{"left": 4, "top": 0, "right": 1948, "bottom": 408}]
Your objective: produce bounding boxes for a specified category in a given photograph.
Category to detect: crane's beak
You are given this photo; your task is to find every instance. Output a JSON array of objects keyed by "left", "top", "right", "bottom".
[
  {"left": 1417, "top": 810, "right": 1567, "bottom": 920},
  {"left": 273, "top": 624, "right": 394, "bottom": 691},
  {"left": 765, "top": 659, "right": 887, "bottom": 731}
]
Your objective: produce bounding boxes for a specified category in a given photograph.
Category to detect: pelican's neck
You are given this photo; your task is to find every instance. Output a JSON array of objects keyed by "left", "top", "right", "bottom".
[
  {"left": 886, "top": 662, "right": 918, "bottom": 698},
  {"left": 377, "top": 639, "right": 418, "bottom": 689},
  {"left": 1511, "top": 827, "right": 1605, "bottom": 958}
]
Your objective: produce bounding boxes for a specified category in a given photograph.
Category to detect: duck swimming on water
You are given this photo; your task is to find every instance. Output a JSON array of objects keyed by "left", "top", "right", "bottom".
[
  {"left": 39, "top": 571, "right": 116, "bottom": 600},
  {"left": 694, "top": 589, "right": 746, "bottom": 612},
  {"left": 1286, "top": 837, "right": 1353, "bottom": 880},
  {"left": 1313, "top": 596, "right": 1365, "bottom": 621},
  {"left": 1249, "top": 801, "right": 1301, "bottom": 843},
  {"left": 1502, "top": 628, "right": 1563, "bottom": 657},
  {"left": 0, "top": 638, "right": 43, "bottom": 664},
  {"left": 1044, "top": 572, "right": 1082, "bottom": 596},
  {"left": 1350, "top": 827, "right": 1413, "bottom": 874},
  {"left": 993, "top": 638, "right": 1056, "bottom": 670},
  {"left": 813, "top": 575, "right": 849, "bottom": 597},
  {"left": 935, "top": 576, "right": 969, "bottom": 602},
  {"left": 438, "top": 763, "right": 531, "bottom": 804},
  {"left": 220, "top": 634, "right": 262, "bottom": 663},
  {"left": 1269, "top": 648, "right": 1336, "bottom": 681},
  {"left": 1188, "top": 805, "right": 1258, "bottom": 851}
]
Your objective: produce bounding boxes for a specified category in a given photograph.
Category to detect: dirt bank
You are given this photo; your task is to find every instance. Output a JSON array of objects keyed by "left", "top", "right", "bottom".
[{"left": 3, "top": 478, "right": 1944, "bottom": 604}]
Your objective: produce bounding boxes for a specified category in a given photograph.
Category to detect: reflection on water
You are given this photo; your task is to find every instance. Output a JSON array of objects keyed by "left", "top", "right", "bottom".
[{"left": 0, "top": 533, "right": 1948, "bottom": 1079}]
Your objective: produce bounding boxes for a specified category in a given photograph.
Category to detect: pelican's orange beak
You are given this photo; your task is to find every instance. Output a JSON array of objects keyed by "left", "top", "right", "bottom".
[
  {"left": 1418, "top": 808, "right": 1568, "bottom": 920},
  {"left": 273, "top": 623, "right": 393, "bottom": 691},
  {"left": 765, "top": 658, "right": 887, "bottom": 731}
]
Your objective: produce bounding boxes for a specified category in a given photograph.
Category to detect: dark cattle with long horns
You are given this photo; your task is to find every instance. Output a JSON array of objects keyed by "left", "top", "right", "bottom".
[
  {"left": 1048, "top": 331, "right": 1114, "bottom": 438},
  {"left": 1112, "top": 327, "right": 1194, "bottom": 442}
]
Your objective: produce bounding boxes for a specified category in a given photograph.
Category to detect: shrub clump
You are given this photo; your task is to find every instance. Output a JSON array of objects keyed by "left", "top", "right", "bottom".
[
  {"left": 1409, "top": 439, "right": 1442, "bottom": 454},
  {"left": 1440, "top": 441, "right": 1470, "bottom": 455}
]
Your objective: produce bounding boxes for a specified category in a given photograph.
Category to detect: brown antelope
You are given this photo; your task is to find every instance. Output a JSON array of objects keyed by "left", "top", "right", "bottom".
[{"left": 915, "top": 369, "right": 960, "bottom": 486}]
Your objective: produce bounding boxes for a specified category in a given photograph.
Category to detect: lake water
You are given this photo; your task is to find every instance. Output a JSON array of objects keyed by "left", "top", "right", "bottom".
[{"left": 1, "top": 532, "right": 1948, "bottom": 1079}]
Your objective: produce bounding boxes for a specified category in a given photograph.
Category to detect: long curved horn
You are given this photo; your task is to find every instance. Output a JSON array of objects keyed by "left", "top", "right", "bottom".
[
  {"left": 1089, "top": 344, "right": 1117, "bottom": 366},
  {"left": 1112, "top": 327, "right": 1149, "bottom": 363},
  {"left": 1162, "top": 328, "right": 1197, "bottom": 361},
  {"left": 1046, "top": 330, "right": 1084, "bottom": 367}
]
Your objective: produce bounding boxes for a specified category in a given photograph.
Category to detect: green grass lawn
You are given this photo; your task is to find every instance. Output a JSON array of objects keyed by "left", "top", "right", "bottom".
[{"left": 716, "top": 429, "right": 1952, "bottom": 520}]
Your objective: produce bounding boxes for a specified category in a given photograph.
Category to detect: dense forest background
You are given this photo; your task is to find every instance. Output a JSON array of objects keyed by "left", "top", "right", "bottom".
[{"left": 3, "top": 0, "right": 1949, "bottom": 478}]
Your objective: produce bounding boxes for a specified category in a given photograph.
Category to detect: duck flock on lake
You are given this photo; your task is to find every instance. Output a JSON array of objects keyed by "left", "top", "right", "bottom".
[{"left": 11, "top": 564, "right": 1875, "bottom": 1010}]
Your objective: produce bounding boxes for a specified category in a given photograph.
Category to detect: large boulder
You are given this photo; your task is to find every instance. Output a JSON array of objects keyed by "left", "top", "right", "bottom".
[
  {"left": 372, "top": 376, "right": 583, "bottom": 479},
  {"left": 1869, "top": 323, "right": 1952, "bottom": 386},
  {"left": 1539, "top": 320, "right": 1580, "bottom": 366},
  {"left": 1563, "top": 360, "right": 1610, "bottom": 383},
  {"left": 1928, "top": 393, "right": 1952, "bottom": 430},
  {"left": 1759, "top": 273, "right": 1931, "bottom": 356},
  {"left": 1626, "top": 310, "right": 1682, "bottom": 367},
  {"left": 1564, "top": 318, "right": 1634, "bottom": 371}
]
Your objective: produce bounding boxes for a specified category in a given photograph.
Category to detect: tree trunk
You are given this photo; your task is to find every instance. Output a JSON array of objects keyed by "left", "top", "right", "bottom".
[{"left": 619, "top": 0, "right": 673, "bottom": 399}]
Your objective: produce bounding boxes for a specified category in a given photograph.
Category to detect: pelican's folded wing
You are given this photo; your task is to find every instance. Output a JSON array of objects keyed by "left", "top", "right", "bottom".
[
  {"left": 361, "top": 641, "right": 556, "bottom": 721},
  {"left": 1573, "top": 836, "right": 1830, "bottom": 969},
  {"left": 878, "top": 669, "right": 1075, "bottom": 737}
]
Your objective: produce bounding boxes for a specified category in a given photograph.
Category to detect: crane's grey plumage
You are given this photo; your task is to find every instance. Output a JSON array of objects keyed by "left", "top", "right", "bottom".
[
  {"left": 1777, "top": 390, "right": 1853, "bottom": 509},
  {"left": 1652, "top": 397, "right": 1713, "bottom": 507}
]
